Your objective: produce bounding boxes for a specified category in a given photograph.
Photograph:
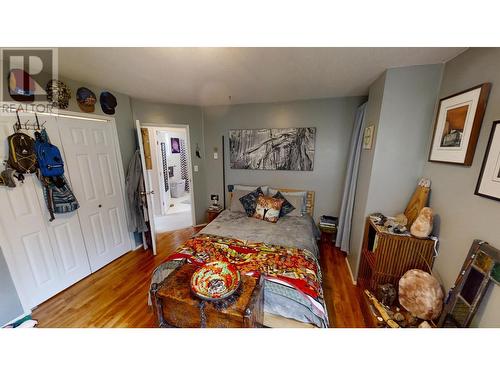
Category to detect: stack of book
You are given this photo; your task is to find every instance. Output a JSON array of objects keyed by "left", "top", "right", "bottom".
[
  {"left": 319, "top": 215, "right": 338, "bottom": 233},
  {"left": 208, "top": 204, "right": 223, "bottom": 212}
]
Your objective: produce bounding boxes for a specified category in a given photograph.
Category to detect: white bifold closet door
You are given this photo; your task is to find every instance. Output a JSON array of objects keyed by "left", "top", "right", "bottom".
[
  {"left": 0, "top": 115, "right": 91, "bottom": 308},
  {"left": 57, "top": 117, "right": 129, "bottom": 272}
]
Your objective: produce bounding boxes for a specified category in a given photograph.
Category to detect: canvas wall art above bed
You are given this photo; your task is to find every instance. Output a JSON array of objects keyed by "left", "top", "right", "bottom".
[{"left": 229, "top": 127, "right": 316, "bottom": 170}]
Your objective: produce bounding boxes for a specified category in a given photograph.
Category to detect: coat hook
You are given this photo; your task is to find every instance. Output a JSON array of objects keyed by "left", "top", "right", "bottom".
[
  {"left": 35, "top": 113, "right": 41, "bottom": 130},
  {"left": 15, "top": 111, "right": 21, "bottom": 131}
]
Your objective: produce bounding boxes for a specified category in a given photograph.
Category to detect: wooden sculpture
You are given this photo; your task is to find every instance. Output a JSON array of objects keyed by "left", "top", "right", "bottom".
[{"left": 404, "top": 178, "right": 431, "bottom": 227}]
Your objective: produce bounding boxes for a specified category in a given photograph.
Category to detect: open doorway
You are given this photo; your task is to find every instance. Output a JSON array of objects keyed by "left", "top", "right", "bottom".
[
  {"left": 138, "top": 124, "right": 195, "bottom": 237},
  {"left": 153, "top": 126, "right": 193, "bottom": 232}
]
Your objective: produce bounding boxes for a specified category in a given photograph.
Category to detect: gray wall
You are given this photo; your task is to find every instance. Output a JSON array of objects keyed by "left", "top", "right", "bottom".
[
  {"left": 348, "top": 72, "right": 386, "bottom": 275},
  {"left": 421, "top": 48, "right": 500, "bottom": 327},
  {"left": 348, "top": 64, "right": 443, "bottom": 278},
  {"left": 131, "top": 99, "right": 207, "bottom": 224},
  {"left": 202, "top": 97, "right": 366, "bottom": 222},
  {"left": 0, "top": 248, "right": 23, "bottom": 325},
  {"left": 367, "top": 64, "right": 443, "bottom": 214}
]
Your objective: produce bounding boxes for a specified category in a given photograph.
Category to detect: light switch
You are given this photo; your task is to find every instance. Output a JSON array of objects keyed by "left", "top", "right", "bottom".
[
  {"left": 194, "top": 165, "right": 199, "bottom": 172},
  {"left": 214, "top": 152, "right": 218, "bottom": 159}
]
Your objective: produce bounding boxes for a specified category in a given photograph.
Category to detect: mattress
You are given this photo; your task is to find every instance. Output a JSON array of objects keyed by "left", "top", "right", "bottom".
[
  {"left": 199, "top": 210, "right": 327, "bottom": 327},
  {"left": 200, "top": 210, "right": 320, "bottom": 258}
]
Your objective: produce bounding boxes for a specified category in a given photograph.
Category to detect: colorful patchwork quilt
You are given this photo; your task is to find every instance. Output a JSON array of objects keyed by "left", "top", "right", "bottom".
[{"left": 166, "top": 234, "right": 328, "bottom": 326}]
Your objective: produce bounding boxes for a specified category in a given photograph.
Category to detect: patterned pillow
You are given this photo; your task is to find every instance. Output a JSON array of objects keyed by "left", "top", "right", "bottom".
[
  {"left": 272, "top": 191, "right": 295, "bottom": 217},
  {"left": 239, "top": 187, "right": 264, "bottom": 216},
  {"left": 253, "top": 196, "right": 285, "bottom": 223}
]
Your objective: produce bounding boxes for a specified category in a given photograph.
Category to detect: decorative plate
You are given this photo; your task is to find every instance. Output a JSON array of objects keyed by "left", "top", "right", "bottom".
[{"left": 191, "top": 261, "right": 241, "bottom": 301}]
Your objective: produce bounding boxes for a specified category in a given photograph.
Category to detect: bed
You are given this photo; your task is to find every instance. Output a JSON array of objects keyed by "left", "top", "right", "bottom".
[{"left": 150, "top": 188, "right": 328, "bottom": 328}]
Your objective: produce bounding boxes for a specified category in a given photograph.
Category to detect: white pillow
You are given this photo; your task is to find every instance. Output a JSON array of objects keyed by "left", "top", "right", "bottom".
[
  {"left": 234, "top": 184, "right": 269, "bottom": 195},
  {"left": 229, "top": 190, "right": 248, "bottom": 213},
  {"left": 281, "top": 194, "right": 305, "bottom": 217}
]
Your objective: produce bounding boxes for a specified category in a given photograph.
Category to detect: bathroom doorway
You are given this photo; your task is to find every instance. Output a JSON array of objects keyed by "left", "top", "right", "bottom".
[{"left": 140, "top": 125, "right": 195, "bottom": 234}]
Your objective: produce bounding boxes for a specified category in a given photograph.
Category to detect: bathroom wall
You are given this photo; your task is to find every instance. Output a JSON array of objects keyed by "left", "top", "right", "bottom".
[{"left": 165, "top": 129, "right": 187, "bottom": 184}]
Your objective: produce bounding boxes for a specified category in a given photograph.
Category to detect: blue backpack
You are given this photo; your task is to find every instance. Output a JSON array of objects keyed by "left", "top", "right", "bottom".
[{"left": 34, "top": 130, "right": 64, "bottom": 177}]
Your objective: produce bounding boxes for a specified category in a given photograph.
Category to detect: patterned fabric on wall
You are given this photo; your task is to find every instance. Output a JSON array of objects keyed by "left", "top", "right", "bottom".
[
  {"left": 180, "top": 138, "right": 189, "bottom": 191},
  {"left": 160, "top": 142, "right": 169, "bottom": 192}
]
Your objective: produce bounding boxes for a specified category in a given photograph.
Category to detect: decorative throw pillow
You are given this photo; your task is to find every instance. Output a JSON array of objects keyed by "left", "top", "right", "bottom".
[
  {"left": 239, "top": 187, "right": 264, "bottom": 216},
  {"left": 269, "top": 188, "right": 306, "bottom": 216},
  {"left": 272, "top": 191, "right": 295, "bottom": 217},
  {"left": 253, "top": 196, "right": 285, "bottom": 223}
]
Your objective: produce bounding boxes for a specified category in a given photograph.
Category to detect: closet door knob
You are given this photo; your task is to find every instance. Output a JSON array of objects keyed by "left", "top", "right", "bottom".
[{"left": 98, "top": 204, "right": 102, "bottom": 208}]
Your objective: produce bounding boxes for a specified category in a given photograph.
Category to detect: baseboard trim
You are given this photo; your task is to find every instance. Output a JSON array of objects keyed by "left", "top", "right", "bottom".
[
  {"left": 133, "top": 243, "right": 144, "bottom": 251},
  {"left": 2, "top": 310, "right": 32, "bottom": 327},
  {"left": 194, "top": 223, "right": 207, "bottom": 228},
  {"left": 345, "top": 257, "right": 357, "bottom": 285}
]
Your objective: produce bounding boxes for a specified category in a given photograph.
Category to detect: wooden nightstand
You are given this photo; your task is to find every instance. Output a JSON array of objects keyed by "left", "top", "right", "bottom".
[
  {"left": 357, "top": 217, "right": 436, "bottom": 291},
  {"left": 207, "top": 207, "right": 223, "bottom": 223},
  {"left": 318, "top": 215, "right": 337, "bottom": 247},
  {"left": 318, "top": 225, "right": 337, "bottom": 247}
]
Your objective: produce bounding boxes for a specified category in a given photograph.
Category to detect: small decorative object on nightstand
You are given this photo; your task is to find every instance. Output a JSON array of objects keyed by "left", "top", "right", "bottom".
[
  {"left": 207, "top": 205, "right": 223, "bottom": 223},
  {"left": 318, "top": 215, "right": 338, "bottom": 245}
]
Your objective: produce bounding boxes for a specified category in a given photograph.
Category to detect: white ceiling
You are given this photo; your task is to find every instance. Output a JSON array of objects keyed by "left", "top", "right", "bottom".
[{"left": 58, "top": 48, "right": 466, "bottom": 106}]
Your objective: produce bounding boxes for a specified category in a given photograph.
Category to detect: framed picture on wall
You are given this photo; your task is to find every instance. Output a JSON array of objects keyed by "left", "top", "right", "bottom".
[
  {"left": 475, "top": 121, "right": 500, "bottom": 202},
  {"left": 171, "top": 137, "right": 180, "bottom": 154},
  {"left": 363, "top": 125, "right": 374, "bottom": 150},
  {"left": 428, "top": 83, "right": 491, "bottom": 166}
]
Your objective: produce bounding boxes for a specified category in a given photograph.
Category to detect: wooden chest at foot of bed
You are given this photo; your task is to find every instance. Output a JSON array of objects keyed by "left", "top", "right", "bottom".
[{"left": 151, "top": 264, "right": 264, "bottom": 328}]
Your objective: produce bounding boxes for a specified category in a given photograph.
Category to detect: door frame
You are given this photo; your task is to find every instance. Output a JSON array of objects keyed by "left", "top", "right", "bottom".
[
  {"left": 0, "top": 109, "right": 134, "bottom": 311},
  {"left": 142, "top": 123, "right": 197, "bottom": 229},
  {"left": 154, "top": 130, "right": 171, "bottom": 216},
  {"left": 135, "top": 121, "right": 158, "bottom": 255}
]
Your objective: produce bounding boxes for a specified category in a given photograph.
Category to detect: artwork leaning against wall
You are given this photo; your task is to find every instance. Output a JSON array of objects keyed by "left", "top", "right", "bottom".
[{"left": 229, "top": 127, "right": 316, "bottom": 171}]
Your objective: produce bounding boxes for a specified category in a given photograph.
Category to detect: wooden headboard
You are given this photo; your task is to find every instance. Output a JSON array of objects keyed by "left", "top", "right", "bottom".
[{"left": 229, "top": 187, "right": 315, "bottom": 217}]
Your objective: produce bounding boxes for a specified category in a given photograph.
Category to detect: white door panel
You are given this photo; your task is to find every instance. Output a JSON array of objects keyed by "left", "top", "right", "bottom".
[
  {"left": 0, "top": 176, "right": 61, "bottom": 307},
  {"left": 0, "top": 115, "right": 92, "bottom": 309},
  {"left": 34, "top": 120, "right": 92, "bottom": 291},
  {"left": 58, "top": 117, "right": 129, "bottom": 271}
]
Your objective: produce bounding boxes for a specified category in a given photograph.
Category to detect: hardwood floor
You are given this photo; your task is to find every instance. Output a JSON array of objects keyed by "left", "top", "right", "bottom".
[
  {"left": 320, "top": 240, "right": 369, "bottom": 327},
  {"left": 32, "top": 227, "right": 369, "bottom": 328}
]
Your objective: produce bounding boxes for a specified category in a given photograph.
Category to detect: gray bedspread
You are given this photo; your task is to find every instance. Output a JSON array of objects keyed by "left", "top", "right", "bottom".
[
  {"left": 200, "top": 210, "right": 320, "bottom": 258},
  {"left": 199, "top": 210, "right": 327, "bottom": 327}
]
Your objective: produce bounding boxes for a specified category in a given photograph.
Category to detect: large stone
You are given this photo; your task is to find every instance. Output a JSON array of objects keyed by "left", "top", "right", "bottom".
[
  {"left": 410, "top": 207, "right": 433, "bottom": 239},
  {"left": 399, "top": 269, "right": 443, "bottom": 320}
]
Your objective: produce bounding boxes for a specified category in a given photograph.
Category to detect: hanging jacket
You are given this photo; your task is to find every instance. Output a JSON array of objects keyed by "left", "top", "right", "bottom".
[{"left": 126, "top": 150, "right": 148, "bottom": 233}]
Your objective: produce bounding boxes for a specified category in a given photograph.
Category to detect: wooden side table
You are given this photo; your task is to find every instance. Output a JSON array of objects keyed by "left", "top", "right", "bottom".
[
  {"left": 207, "top": 207, "right": 223, "bottom": 223},
  {"left": 357, "top": 217, "right": 436, "bottom": 291},
  {"left": 150, "top": 263, "right": 264, "bottom": 328},
  {"left": 318, "top": 225, "right": 336, "bottom": 246}
]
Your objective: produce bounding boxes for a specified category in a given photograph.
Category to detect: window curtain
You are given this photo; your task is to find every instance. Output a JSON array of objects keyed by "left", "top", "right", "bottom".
[{"left": 335, "top": 102, "right": 367, "bottom": 253}]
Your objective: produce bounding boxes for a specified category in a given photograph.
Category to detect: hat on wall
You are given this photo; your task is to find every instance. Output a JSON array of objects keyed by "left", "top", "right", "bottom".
[
  {"left": 99, "top": 91, "right": 117, "bottom": 115},
  {"left": 46, "top": 79, "right": 71, "bottom": 109},
  {"left": 8, "top": 69, "right": 36, "bottom": 102},
  {"left": 76, "top": 87, "right": 96, "bottom": 113}
]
